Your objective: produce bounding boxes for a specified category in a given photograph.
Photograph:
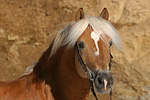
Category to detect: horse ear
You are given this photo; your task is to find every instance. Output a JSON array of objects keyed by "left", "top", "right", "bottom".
[
  {"left": 75, "top": 8, "right": 85, "bottom": 21},
  {"left": 100, "top": 8, "right": 109, "bottom": 21}
]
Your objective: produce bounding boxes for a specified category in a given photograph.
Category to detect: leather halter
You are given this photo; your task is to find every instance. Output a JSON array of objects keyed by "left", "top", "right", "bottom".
[
  {"left": 75, "top": 43, "right": 113, "bottom": 100},
  {"left": 75, "top": 43, "right": 98, "bottom": 100}
]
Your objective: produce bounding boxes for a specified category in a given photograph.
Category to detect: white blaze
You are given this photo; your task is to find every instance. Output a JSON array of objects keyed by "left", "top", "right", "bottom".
[
  {"left": 91, "top": 31, "right": 100, "bottom": 55},
  {"left": 103, "top": 79, "right": 108, "bottom": 90}
]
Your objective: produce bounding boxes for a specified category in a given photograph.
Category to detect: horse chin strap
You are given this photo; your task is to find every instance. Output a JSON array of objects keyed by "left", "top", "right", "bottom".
[{"left": 75, "top": 43, "right": 113, "bottom": 100}]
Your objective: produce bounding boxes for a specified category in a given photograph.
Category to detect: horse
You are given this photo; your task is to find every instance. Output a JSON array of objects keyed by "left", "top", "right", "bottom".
[{"left": 0, "top": 8, "right": 121, "bottom": 100}]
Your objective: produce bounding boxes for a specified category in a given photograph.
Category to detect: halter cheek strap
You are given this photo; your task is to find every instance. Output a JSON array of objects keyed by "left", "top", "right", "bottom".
[
  {"left": 75, "top": 43, "right": 98, "bottom": 100},
  {"left": 75, "top": 43, "right": 113, "bottom": 100}
]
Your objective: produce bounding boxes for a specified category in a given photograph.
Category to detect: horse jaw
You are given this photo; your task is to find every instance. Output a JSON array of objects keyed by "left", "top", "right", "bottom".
[{"left": 75, "top": 53, "right": 87, "bottom": 78}]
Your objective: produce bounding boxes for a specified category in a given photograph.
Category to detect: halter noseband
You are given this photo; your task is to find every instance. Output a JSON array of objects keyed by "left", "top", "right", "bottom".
[{"left": 75, "top": 43, "right": 113, "bottom": 100}]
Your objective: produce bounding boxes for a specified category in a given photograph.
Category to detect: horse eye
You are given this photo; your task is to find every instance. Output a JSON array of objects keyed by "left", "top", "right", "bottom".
[
  {"left": 109, "top": 41, "right": 112, "bottom": 47},
  {"left": 78, "top": 41, "right": 84, "bottom": 48}
]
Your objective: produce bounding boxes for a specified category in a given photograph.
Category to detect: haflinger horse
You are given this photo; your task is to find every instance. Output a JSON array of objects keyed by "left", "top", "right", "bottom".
[{"left": 0, "top": 8, "right": 121, "bottom": 100}]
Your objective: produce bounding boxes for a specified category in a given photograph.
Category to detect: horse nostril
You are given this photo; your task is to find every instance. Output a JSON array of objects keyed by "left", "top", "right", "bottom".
[
  {"left": 107, "top": 81, "right": 110, "bottom": 86},
  {"left": 98, "top": 77, "right": 103, "bottom": 85}
]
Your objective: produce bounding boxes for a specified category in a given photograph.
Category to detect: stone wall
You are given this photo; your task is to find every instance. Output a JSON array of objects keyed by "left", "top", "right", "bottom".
[{"left": 0, "top": 0, "right": 150, "bottom": 100}]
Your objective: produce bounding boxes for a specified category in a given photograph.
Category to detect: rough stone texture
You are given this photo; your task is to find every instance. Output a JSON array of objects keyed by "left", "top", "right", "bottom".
[{"left": 0, "top": 0, "right": 150, "bottom": 100}]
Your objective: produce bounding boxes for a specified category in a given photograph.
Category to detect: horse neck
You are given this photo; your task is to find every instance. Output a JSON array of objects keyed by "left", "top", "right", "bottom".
[
  {"left": 57, "top": 47, "right": 91, "bottom": 99},
  {"left": 33, "top": 43, "right": 90, "bottom": 100}
]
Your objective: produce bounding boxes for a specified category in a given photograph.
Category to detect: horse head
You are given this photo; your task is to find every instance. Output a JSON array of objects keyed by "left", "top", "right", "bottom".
[{"left": 74, "top": 8, "right": 121, "bottom": 94}]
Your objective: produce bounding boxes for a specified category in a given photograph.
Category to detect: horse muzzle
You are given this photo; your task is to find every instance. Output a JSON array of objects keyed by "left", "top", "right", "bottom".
[{"left": 93, "top": 71, "right": 114, "bottom": 94}]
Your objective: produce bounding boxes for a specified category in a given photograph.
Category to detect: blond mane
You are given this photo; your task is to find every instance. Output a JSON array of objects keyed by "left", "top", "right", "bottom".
[{"left": 50, "top": 16, "right": 122, "bottom": 57}]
